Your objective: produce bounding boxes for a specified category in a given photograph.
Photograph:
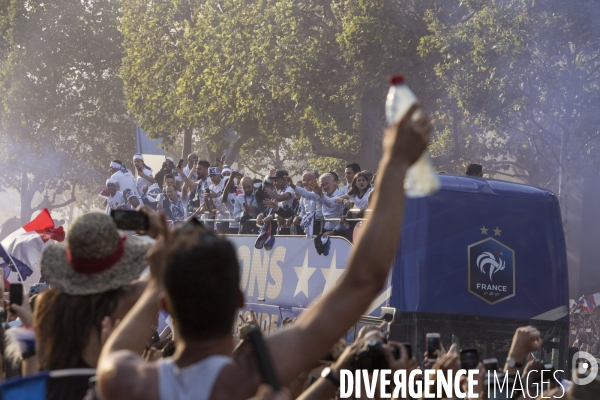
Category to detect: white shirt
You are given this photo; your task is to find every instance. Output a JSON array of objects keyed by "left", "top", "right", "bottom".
[
  {"left": 295, "top": 186, "right": 346, "bottom": 231},
  {"left": 167, "top": 193, "right": 189, "bottom": 221},
  {"left": 194, "top": 178, "right": 210, "bottom": 206},
  {"left": 183, "top": 165, "right": 197, "bottom": 181},
  {"left": 209, "top": 178, "right": 228, "bottom": 213},
  {"left": 276, "top": 186, "right": 295, "bottom": 213},
  {"left": 111, "top": 170, "right": 139, "bottom": 197},
  {"left": 224, "top": 192, "right": 239, "bottom": 229},
  {"left": 107, "top": 191, "right": 127, "bottom": 210},
  {"left": 136, "top": 166, "right": 154, "bottom": 195},
  {"left": 347, "top": 187, "right": 372, "bottom": 209},
  {"left": 297, "top": 190, "right": 324, "bottom": 220},
  {"left": 158, "top": 356, "right": 232, "bottom": 400}
]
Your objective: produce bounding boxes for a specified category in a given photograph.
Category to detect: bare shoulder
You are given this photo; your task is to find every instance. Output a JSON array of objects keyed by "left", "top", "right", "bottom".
[
  {"left": 210, "top": 346, "right": 262, "bottom": 399},
  {"left": 97, "top": 350, "right": 159, "bottom": 400}
]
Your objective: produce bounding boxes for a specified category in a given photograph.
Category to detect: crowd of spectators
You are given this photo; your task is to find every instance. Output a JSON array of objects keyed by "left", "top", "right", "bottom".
[
  {"left": 101, "top": 152, "right": 374, "bottom": 242},
  {"left": 570, "top": 306, "right": 600, "bottom": 359},
  {"left": 0, "top": 106, "right": 596, "bottom": 399}
]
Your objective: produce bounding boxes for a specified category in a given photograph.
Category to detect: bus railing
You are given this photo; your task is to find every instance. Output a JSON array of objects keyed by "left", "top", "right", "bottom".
[{"left": 165, "top": 216, "right": 369, "bottom": 235}]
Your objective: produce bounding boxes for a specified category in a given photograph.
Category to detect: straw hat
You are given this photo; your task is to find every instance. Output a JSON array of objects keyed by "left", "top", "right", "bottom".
[{"left": 41, "top": 213, "right": 150, "bottom": 295}]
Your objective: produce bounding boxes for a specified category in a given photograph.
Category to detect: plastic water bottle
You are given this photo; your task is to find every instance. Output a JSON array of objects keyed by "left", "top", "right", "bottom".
[{"left": 385, "top": 75, "right": 440, "bottom": 197}]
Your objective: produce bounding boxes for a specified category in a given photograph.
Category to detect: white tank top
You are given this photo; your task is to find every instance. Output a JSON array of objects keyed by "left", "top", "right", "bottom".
[{"left": 157, "top": 355, "right": 232, "bottom": 400}]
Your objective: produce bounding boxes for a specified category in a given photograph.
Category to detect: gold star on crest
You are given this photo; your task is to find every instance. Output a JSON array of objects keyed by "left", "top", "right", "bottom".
[
  {"left": 480, "top": 226, "right": 488, "bottom": 235},
  {"left": 494, "top": 227, "right": 502, "bottom": 236}
]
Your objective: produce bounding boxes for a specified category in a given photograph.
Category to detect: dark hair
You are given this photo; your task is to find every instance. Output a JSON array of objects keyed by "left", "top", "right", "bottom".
[
  {"left": 163, "top": 229, "right": 240, "bottom": 340},
  {"left": 162, "top": 341, "right": 176, "bottom": 358},
  {"left": 346, "top": 163, "right": 361, "bottom": 174},
  {"left": 35, "top": 288, "right": 120, "bottom": 370},
  {"left": 348, "top": 172, "right": 372, "bottom": 197},
  {"left": 164, "top": 174, "right": 175, "bottom": 181},
  {"left": 198, "top": 160, "right": 210, "bottom": 169},
  {"left": 466, "top": 164, "right": 483, "bottom": 176},
  {"left": 328, "top": 171, "right": 339, "bottom": 182}
]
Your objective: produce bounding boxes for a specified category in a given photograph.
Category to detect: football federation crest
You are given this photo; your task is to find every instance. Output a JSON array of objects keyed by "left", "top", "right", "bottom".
[{"left": 468, "top": 237, "right": 515, "bottom": 304}]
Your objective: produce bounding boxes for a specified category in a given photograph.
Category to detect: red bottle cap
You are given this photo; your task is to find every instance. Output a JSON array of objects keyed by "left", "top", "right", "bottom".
[{"left": 388, "top": 75, "right": 405, "bottom": 85}]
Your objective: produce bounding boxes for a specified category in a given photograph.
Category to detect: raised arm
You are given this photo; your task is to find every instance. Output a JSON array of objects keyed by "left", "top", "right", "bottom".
[
  {"left": 177, "top": 166, "right": 198, "bottom": 191},
  {"left": 309, "top": 182, "right": 336, "bottom": 208},
  {"left": 264, "top": 186, "right": 292, "bottom": 202},
  {"left": 222, "top": 176, "right": 236, "bottom": 204},
  {"left": 265, "top": 104, "right": 431, "bottom": 384},
  {"left": 291, "top": 184, "right": 320, "bottom": 201},
  {"left": 138, "top": 169, "right": 157, "bottom": 184},
  {"left": 97, "top": 208, "right": 167, "bottom": 400}
]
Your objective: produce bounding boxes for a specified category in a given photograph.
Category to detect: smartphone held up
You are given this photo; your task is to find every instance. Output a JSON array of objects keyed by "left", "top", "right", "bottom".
[{"left": 110, "top": 210, "right": 150, "bottom": 231}]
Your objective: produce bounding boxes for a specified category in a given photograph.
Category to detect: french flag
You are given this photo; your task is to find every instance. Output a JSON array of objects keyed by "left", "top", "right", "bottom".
[
  {"left": 0, "top": 209, "right": 65, "bottom": 282},
  {"left": 586, "top": 293, "right": 600, "bottom": 309}
]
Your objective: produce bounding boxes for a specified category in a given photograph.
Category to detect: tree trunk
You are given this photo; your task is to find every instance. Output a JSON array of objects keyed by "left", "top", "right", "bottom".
[
  {"left": 181, "top": 128, "right": 192, "bottom": 161},
  {"left": 20, "top": 172, "right": 34, "bottom": 224},
  {"left": 357, "top": 86, "right": 385, "bottom": 172}
]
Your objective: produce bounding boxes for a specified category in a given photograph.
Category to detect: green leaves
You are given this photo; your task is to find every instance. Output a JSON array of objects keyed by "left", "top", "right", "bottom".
[{"left": 0, "top": 0, "right": 135, "bottom": 221}]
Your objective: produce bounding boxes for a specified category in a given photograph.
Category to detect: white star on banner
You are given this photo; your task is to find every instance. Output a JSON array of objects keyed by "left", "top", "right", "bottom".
[
  {"left": 294, "top": 250, "right": 316, "bottom": 297},
  {"left": 320, "top": 250, "right": 345, "bottom": 295}
]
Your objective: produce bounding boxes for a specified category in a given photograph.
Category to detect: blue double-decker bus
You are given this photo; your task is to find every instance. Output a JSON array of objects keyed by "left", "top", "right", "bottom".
[{"left": 230, "top": 174, "right": 569, "bottom": 372}]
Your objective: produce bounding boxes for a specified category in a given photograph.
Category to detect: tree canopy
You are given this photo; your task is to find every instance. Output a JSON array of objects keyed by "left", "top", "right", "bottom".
[
  {"left": 0, "top": 0, "right": 135, "bottom": 222},
  {"left": 421, "top": 0, "right": 600, "bottom": 226}
]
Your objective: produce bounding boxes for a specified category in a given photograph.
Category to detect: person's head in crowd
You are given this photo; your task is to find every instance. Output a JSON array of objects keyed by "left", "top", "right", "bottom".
[
  {"left": 262, "top": 176, "right": 274, "bottom": 191},
  {"left": 37, "top": 212, "right": 150, "bottom": 370},
  {"left": 268, "top": 170, "right": 289, "bottom": 190},
  {"left": 133, "top": 154, "right": 145, "bottom": 171},
  {"left": 466, "top": 163, "right": 483, "bottom": 177},
  {"left": 28, "top": 282, "right": 49, "bottom": 298},
  {"left": 109, "top": 159, "right": 124, "bottom": 174},
  {"left": 362, "top": 170, "right": 373, "bottom": 183},
  {"left": 163, "top": 227, "right": 241, "bottom": 342},
  {"left": 106, "top": 179, "right": 118, "bottom": 196},
  {"left": 319, "top": 173, "right": 337, "bottom": 196},
  {"left": 195, "top": 160, "right": 210, "bottom": 180},
  {"left": 345, "top": 163, "right": 361, "bottom": 184},
  {"left": 126, "top": 191, "right": 141, "bottom": 208},
  {"left": 348, "top": 171, "right": 371, "bottom": 196},
  {"left": 241, "top": 177, "right": 254, "bottom": 196},
  {"left": 302, "top": 172, "right": 316, "bottom": 191},
  {"left": 328, "top": 171, "right": 339, "bottom": 184},
  {"left": 164, "top": 174, "right": 176, "bottom": 188},
  {"left": 165, "top": 184, "right": 179, "bottom": 203},
  {"left": 221, "top": 164, "right": 232, "bottom": 177},
  {"left": 209, "top": 166, "right": 222, "bottom": 185},
  {"left": 166, "top": 157, "right": 175, "bottom": 168},
  {"left": 187, "top": 152, "right": 198, "bottom": 168}
]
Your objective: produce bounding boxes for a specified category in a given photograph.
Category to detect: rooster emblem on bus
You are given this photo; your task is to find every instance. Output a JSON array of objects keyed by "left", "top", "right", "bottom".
[{"left": 477, "top": 249, "right": 505, "bottom": 281}]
